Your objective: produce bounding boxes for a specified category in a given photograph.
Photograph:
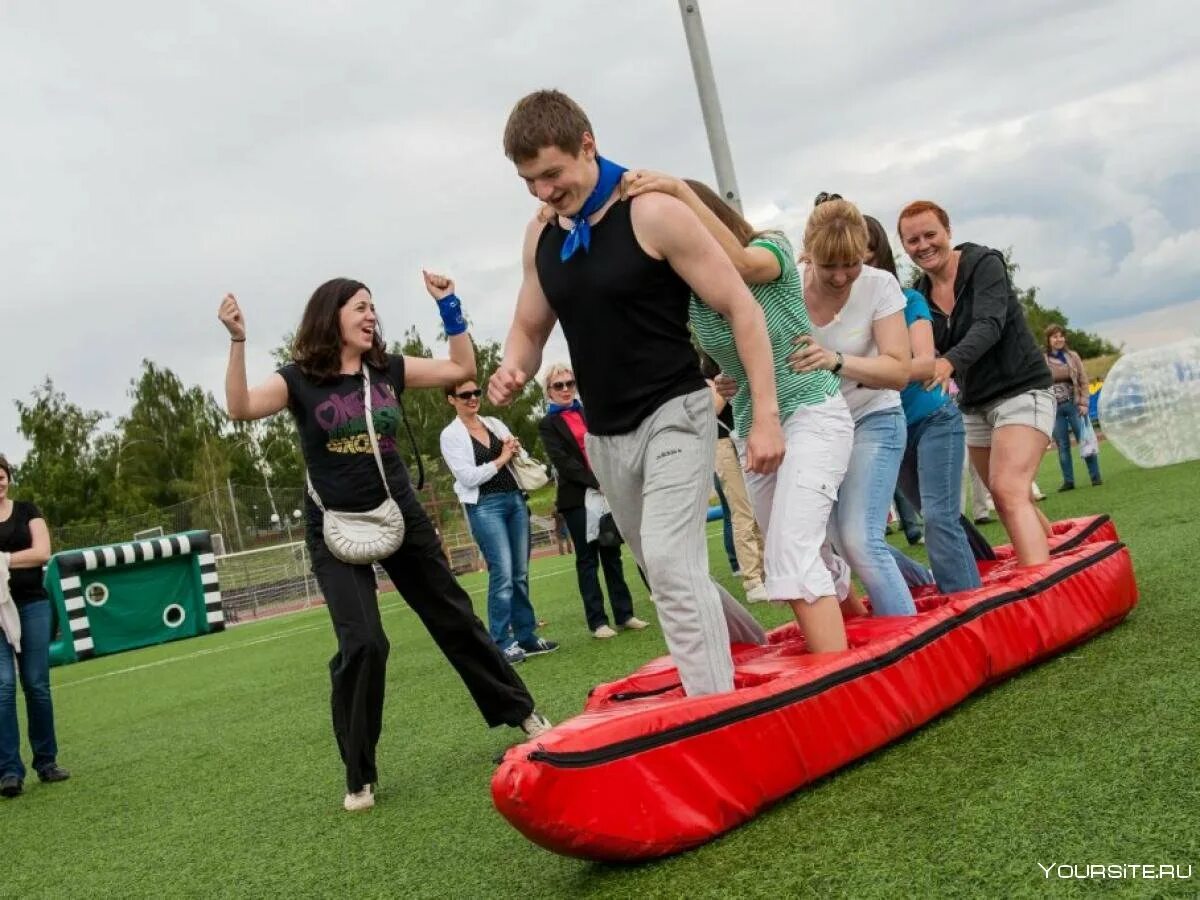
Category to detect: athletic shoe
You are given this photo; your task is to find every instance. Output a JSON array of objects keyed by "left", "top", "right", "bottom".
[
  {"left": 36, "top": 765, "right": 70, "bottom": 784},
  {"left": 343, "top": 784, "right": 375, "bottom": 812},
  {"left": 1058, "top": 482, "right": 1075, "bottom": 492},
  {"left": 1091, "top": 478, "right": 1103, "bottom": 486},
  {"left": 746, "top": 584, "right": 770, "bottom": 603},
  {"left": 973, "top": 515, "right": 993, "bottom": 525},
  {"left": 521, "top": 712, "right": 553, "bottom": 738},
  {"left": 502, "top": 642, "right": 526, "bottom": 664},
  {"left": 0, "top": 775, "right": 22, "bottom": 798},
  {"left": 592, "top": 624, "right": 617, "bottom": 639},
  {"left": 619, "top": 616, "right": 649, "bottom": 631},
  {"left": 518, "top": 637, "right": 559, "bottom": 657}
]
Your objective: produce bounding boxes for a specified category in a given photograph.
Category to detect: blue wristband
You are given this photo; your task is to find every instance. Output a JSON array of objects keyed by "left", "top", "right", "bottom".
[{"left": 437, "top": 293, "right": 467, "bottom": 336}]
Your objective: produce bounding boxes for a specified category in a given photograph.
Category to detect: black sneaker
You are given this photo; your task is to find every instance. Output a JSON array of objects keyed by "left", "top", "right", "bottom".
[
  {"left": 37, "top": 765, "right": 70, "bottom": 784},
  {"left": 1057, "top": 482, "right": 1075, "bottom": 492},
  {"left": 0, "top": 775, "right": 22, "bottom": 798},
  {"left": 517, "top": 637, "right": 560, "bottom": 658},
  {"left": 1091, "top": 478, "right": 1103, "bottom": 486}
]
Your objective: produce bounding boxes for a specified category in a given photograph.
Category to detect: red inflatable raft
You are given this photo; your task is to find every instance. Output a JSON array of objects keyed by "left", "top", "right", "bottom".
[{"left": 492, "top": 516, "right": 1135, "bottom": 860}]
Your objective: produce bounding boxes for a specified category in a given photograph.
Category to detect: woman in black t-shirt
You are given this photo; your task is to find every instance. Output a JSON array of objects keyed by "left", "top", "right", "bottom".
[
  {"left": 0, "top": 455, "right": 70, "bottom": 798},
  {"left": 217, "top": 273, "right": 550, "bottom": 813}
]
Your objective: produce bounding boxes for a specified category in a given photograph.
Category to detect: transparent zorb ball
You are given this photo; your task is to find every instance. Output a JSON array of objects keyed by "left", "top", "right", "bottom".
[{"left": 1099, "top": 337, "right": 1200, "bottom": 468}]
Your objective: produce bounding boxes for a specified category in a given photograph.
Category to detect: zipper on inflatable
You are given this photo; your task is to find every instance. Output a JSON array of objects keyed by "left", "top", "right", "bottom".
[
  {"left": 1050, "top": 515, "right": 1110, "bottom": 555},
  {"left": 527, "top": 542, "right": 1126, "bottom": 769}
]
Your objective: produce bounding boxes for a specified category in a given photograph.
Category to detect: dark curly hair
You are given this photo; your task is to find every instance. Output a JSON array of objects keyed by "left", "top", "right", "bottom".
[{"left": 291, "top": 278, "right": 387, "bottom": 380}]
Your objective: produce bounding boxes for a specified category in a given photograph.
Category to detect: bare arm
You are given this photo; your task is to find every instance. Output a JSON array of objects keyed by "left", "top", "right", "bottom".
[
  {"left": 218, "top": 293, "right": 288, "bottom": 421},
  {"left": 908, "top": 318, "right": 937, "bottom": 384},
  {"left": 8, "top": 517, "right": 50, "bottom": 568},
  {"left": 632, "top": 193, "right": 783, "bottom": 473},
  {"left": 622, "top": 172, "right": 782, "bottom": 284},
  {"left": 489, "top": 218, "right": 558, "bottom": 405},
  {"left": 405, "top": 271, "right": 478, "bottom": 389},
  {"left": 790, "top": 310, "right": 910, "bottom": 390}
]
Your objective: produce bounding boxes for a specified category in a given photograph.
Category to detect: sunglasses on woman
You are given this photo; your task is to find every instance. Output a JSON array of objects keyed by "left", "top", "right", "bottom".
[
  {"left": 455, "top": 389, "right": 482, "bottom": 400},
  {"left": 550, "top": 379, "right": 576, "bottom": 391}
]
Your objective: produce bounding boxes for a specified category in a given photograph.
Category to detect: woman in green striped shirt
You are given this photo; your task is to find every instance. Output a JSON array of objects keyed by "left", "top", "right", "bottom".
[{"left": 622, "top": 172, "right": 856, "bottom": 652}]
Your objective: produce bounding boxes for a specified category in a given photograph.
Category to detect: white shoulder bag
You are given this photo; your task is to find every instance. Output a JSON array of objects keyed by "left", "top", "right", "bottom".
[{"left": 306, "top": 367, "right": 406, "bottom": 564}]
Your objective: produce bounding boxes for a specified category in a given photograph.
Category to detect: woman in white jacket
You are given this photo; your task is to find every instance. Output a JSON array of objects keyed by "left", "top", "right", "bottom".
[{"left": 440, "top": 380, "right": 557, "bottom": 665}]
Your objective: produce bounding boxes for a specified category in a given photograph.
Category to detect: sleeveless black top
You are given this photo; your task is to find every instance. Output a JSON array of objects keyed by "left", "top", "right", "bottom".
[{"left": 534, "top": 198, "right": 706, "bottom": 435}]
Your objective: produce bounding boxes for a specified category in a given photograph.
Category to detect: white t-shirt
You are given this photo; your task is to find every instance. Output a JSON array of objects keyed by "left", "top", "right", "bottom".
[{"left": 806, "top": 264, "right": 906, "bottom": 423}]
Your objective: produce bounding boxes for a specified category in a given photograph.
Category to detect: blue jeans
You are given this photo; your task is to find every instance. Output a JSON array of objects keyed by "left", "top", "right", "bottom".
[
  {"left": 466, "top": 491, "right": 537, "bottom": 648},
  {"left": 829, "top": 406, "right": 916, "bottom": 616},
  {"left": 898, "top": 403, "right": 983, "bottom": 594},
  {"left": 1054, "top": 400, "right": 1101, "bottom": 485},
  {"left": 0, "top": 600, "right": 59, "bottom": 780}
]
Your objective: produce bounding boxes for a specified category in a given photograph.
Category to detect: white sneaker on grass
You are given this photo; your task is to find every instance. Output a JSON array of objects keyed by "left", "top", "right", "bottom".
[
  {"left": 619, "top": 616, "right": 649, "bottom": 631},
  {"left": 592, "top": 624, "right": 617, "bottom": 639},
  {"left": 343, "top": 784, "right": 375, "bottom": 812},
  {"left": 745, "top": 583, "right": 769, "bottom": 603},
  {"left": 521, "top": 712, "right": 553, "bottom": 739}
]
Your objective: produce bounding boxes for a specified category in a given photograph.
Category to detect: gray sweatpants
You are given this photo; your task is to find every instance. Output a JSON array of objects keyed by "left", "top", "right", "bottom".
[{"left": 587, "top": 388, "right": 766, "bottom": 696}]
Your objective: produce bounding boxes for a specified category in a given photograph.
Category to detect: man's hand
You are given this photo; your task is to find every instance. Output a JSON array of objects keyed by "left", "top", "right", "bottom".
[
  {"left": 744, "top": 417, "right": 785, "bottom": 475},
  {"left": 488, "top": 365, "right": 527, "bottom": 406}
]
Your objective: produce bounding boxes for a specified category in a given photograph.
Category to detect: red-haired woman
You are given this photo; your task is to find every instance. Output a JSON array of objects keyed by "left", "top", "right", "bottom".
[{"left": 898, "top": 201, "right": 1054, "bottom": 566}]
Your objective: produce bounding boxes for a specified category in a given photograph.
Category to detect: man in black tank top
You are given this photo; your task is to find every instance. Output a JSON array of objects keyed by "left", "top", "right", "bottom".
[{"left": 488, "top": 90, "right": 785, "bottom": 697}]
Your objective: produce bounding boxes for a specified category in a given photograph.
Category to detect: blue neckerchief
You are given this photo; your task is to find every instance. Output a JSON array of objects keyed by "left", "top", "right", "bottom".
[
  {"left": 548, "top": 399, "right": 583, "bottom": 415},
  {"left": 1052, "top": 350, "right": 1068, "bottom": 363},
  {"left": 560, "top": 157, "right": 628, "bottom": 261}
]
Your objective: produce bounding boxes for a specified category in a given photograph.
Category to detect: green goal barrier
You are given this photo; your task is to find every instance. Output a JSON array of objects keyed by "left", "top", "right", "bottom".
[{"left": 45, "top": 530, "right": 225, "bottom": 667}]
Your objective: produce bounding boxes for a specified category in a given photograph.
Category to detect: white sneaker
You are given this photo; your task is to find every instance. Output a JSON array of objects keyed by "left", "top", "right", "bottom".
[
  {"left": 619, "top": 616, "right": 649, "bottom": 631},
  {"left": 521, "top": 712, "right": 553, "bottom": 739},
  {"left": 592, "top": 624, "right": 618, "bottom": 639},
  {"left": 343, "top": 784, "right": 375, "bottom": 812},
  {"left": 745, "top": 583, "right": 770, "bottom": 603}
]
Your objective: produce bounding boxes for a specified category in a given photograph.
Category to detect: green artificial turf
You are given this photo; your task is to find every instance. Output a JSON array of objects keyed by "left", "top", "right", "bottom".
[{"left": 6, "top": 443, "right": 1197, "bottom": 898}]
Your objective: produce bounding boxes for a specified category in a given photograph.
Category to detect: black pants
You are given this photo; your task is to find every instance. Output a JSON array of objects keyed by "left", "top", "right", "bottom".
[
  {"left": 308, "top": 494, "right": 535, "bottom": 792},
  {"left": 561, "top": 506, "right": 635, "bottom": 631}
]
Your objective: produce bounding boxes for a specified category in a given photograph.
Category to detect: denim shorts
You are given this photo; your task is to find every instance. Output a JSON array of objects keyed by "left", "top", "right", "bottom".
[{"left": 963, "top": 388, "right": 1055, "bottom": 447}]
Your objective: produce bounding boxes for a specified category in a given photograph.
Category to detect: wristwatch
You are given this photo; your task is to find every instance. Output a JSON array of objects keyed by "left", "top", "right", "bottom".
[{"left": 831, "top": 351, "right": 844, "bottom": 374}]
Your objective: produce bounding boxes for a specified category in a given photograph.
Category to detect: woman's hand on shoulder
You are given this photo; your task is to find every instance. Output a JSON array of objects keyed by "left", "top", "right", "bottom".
[{"left": 620, "top": 169, "right": 685, "bottom": 201}]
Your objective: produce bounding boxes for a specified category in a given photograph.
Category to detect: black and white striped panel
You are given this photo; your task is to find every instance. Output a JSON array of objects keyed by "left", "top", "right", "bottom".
[
  {"left": 197, "top": 550, "right": 225, "bottom": 632},
  {"left": 57, "top": 575, "right": 95, "bottom": 660},
  {"left": 57, "top": 533, "right": 196, "bottom": 576}
]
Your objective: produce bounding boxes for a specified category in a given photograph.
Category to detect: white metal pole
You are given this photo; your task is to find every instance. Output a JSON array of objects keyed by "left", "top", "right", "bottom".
[{"left": 678, "top": 0, "right": 742, "bottom": 212}]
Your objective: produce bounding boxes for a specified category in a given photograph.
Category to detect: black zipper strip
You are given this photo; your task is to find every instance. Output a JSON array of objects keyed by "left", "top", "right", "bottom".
[
  {"left": 527, "top": 542, "right": 1126, "bottom": 769},
  {"left": 1050, "top": 515, "right": 1111, "bottom": 556},
  {"left": 605, "top": 517, "right": 1112, "bottom": 705}
]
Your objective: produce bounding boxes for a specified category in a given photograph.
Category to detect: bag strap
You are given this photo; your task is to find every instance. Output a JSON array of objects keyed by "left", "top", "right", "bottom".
[
  {"left": 305, "top": 366, "right": 395, "bottom": 512},
  {"left": 360, "top": 367, "right": 395, "bottom": 501}
]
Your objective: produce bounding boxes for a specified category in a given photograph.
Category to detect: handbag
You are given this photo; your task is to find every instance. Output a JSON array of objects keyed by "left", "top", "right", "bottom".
[
  {"left": 306, "top": 367, "right": 406, "bottom": 564},
  {"left": 509, "top": 451, "right": 551, "bottom": 492}
]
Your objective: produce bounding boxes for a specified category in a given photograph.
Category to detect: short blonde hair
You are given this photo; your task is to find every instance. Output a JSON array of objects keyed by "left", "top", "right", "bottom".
[
  {"left": 803, "top": 198, "right": 869, "bottom": 266},
  {"left": 541, "top": 362, "right": 575, "bottom": 397}
]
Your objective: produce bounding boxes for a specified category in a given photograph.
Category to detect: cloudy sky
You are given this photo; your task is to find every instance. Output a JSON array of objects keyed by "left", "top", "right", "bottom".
[{"left": 3, "top": 0, "right": 1198, "bottom": 462}]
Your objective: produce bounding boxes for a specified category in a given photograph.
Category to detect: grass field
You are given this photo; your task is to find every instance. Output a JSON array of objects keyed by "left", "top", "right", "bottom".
[{"left": 8, "top": 443, "right": 1198, "bottom": 898}]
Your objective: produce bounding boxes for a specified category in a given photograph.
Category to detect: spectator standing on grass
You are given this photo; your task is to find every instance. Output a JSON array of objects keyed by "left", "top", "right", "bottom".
[
  {"left": 1044, "top": 324, "right": 1102, "bottom": 491},
  {"left": 900, "top": 200, "right": 1055, "bottom": 567},
  {"left": 0, "top": 454, "right": 70, "bottom": 799},
  {"left": 218, "top": 273, "right": 552, "bottom": 814},
  {"left": 538, "top": 363, "right": 648, "bottom": 639},
  {"left": 441, "top": 379, "right": 559, "bottom": 664}
]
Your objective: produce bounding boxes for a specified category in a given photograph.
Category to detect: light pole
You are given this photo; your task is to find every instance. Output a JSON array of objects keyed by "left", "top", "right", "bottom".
[{"left": 678, "top": 0, "right": 742, "bottom": 212}]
